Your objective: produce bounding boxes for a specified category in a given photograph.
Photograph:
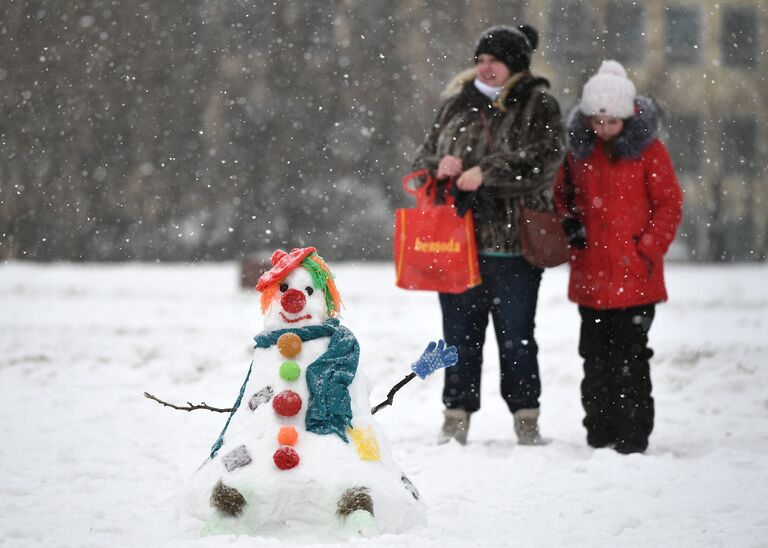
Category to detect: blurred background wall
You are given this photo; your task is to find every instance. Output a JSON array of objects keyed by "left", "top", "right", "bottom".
[{"left": 1, "top": 0, "right": 765, "bottom": 262}]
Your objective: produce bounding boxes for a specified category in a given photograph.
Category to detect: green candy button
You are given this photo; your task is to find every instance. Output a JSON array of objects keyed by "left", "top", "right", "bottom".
[{"left": 279, "top": 361, "right": 301, "bottom": 382}]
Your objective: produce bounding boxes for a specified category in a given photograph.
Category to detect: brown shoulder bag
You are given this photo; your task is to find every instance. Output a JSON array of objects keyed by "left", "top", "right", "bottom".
[{"left": 519, "top": 157, "right": 576, "bottom": 268}]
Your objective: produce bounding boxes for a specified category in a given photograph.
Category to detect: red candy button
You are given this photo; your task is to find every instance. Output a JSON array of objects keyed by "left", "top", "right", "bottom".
[
  {"left": 272, "top": 390, "right": 302, "bottom": 417},
  {"left": 273, "top": 446, "right": 300, "bottom": 470}
]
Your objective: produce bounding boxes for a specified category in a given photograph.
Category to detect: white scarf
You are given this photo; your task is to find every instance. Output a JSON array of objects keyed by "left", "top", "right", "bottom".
[{"left": 473, "top": 78, "right": 502, "bottom": 101}]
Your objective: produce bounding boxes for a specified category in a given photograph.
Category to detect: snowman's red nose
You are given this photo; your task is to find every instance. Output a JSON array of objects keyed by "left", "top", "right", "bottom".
[{"left": 281, "top": 289, "right": 306, "bottom": 314}]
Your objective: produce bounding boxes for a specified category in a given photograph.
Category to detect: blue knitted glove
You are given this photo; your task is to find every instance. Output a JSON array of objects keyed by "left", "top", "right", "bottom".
[{"left": 411, "top": 340, "right": 458, "bottom": 379}]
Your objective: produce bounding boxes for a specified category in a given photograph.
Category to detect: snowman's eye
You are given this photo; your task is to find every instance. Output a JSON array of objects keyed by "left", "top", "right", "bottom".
[
  {"left": 279, "top": 282, "right": 289, "bottom": 292},
  {"left": 305, "top": 286, "right": 314, "bottom": 296}
]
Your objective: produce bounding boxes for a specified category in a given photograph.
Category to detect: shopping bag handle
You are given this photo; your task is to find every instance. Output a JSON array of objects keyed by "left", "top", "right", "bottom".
[
  {"left": 402, "top": 169, "right": 434, "bottom": 196},
  {"left": 402, "top": 170, "right": 456, "bottom": 207}
]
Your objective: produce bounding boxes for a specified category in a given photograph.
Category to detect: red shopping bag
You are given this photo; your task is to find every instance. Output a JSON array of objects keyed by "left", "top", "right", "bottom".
[{"left": 394, "top": 170, "right": 481, "bottom": 293}]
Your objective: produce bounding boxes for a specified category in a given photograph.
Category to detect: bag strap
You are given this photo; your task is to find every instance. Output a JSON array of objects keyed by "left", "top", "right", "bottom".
[
  {"left": 563, "top": 153, "right": 577, "bottom": 215},
  {"left": 515, "top": 89, "right": 547, "bottom": 212},
  {"left": 518, "top": 88, "right": 545, "bottom": 148},
  {"left": 402, "top": 169, "right": 456, "bottom": 207},
  {"left": 481, "top": 110, "right": 496, "bottom": 154}
]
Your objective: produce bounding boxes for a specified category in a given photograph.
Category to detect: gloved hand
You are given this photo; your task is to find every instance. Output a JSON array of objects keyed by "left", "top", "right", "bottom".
[
  {"left": 411, "top": 340, "right": 458, "bottom": 379},
  {"left": 452, "top": 186, "right": 496, "bottom": 222},
  {"left": 561, "top": 216, "right": 587, "bottom": 248}
]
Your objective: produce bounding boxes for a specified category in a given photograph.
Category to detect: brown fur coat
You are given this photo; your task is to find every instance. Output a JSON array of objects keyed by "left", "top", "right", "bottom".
[{"left": 412, "top": 69, "right": 565, "bottom": 254}]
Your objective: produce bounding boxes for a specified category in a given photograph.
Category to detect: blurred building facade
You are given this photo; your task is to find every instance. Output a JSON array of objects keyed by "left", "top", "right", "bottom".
[
  {"left": 525, "top": 0, "right": 767, "bottom": 261},
  {"left": 1, "top": 1, "right": 765, "bottom": 262}
]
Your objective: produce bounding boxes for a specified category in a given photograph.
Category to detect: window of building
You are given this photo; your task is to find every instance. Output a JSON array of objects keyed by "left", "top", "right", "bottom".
[
  {"left": 720, "top": 117, "right": 757, "bottom": 175},
  {"left": 721, "top": 6, "right": 758, "bottom": 68},
  {"left": 666, "top": 114, "right": 702, "bottom": 174},
  {"left": 548, "top": 0, "right": 590, "bottom": 67},
  {"left": 664, "top": 6, "right": 701, "bottom": 65},
  {"left": 604, "top": 1, "right": 646, "bottom": 64}
]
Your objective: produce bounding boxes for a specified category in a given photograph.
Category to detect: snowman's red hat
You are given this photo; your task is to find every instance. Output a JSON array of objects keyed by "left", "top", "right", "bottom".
[{"left": 256, "top": 247, "right": 317, "bottom": 292}]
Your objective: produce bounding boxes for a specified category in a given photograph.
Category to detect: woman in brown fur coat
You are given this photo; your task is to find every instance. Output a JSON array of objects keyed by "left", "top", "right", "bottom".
[{"left": 411, "top": 25, "right": 564, "bottom": 445}]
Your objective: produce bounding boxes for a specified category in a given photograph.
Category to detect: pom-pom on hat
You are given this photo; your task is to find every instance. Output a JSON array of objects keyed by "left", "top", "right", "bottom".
[
  {"left": 474, "top": 24, "right": 539, "bottom": 74},
  {"left": 579, "top": 60, "right": 637, "bottom": 118}
]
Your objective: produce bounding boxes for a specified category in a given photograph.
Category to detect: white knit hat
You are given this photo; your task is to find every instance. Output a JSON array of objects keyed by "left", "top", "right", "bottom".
[{"left": 579, "top": 60, "right": 637, "bottom": 118}]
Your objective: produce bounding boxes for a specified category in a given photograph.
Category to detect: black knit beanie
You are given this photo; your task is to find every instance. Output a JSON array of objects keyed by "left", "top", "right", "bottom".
[{"left": 474, "top": 25, "right": 539, "bottom": 73}]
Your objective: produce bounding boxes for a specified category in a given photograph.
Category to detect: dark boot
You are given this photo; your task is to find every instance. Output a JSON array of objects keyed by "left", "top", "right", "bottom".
[{"left": 613, "top": 360, "right": 654, "bottom": 454}]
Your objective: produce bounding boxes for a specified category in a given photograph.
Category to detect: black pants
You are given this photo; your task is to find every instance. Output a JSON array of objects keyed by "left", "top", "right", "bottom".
[
  {"left": 439, "top": 255, "right": 543, "bottom": 414},
  {"left": 578, "top": 304, "right": 655, "bottom": 453}
]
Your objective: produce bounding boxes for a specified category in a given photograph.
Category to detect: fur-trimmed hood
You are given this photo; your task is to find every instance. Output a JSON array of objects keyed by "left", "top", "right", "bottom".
[
  {"left": 567, "top": 95, "right": 661, "bottom": 160},
  {"left": 442, "top": 68, "right": 551, "bottom": 112}
]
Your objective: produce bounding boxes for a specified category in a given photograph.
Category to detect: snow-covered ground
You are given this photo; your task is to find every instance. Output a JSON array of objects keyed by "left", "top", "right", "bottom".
[{"left": 1, "top": 261, "right": 767, "bottom": 548}]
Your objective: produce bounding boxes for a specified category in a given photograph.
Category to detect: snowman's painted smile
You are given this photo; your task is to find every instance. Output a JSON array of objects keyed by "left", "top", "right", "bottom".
[{"left": 280, "top": 312, "right": 312, "bottom": 323}]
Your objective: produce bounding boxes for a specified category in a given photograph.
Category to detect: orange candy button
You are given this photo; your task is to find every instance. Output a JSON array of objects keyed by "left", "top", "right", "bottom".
[
  {"left": 277, "top": 426, "right": 299, "bottom": 446},
  {"left": 277, "top": 332, "right": 302, "bottom": 358}
]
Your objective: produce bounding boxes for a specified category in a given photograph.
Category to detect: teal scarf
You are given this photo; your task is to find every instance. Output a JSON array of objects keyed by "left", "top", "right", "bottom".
[{"left": 210, "top": 318, "right": 359, "bottom": 458}]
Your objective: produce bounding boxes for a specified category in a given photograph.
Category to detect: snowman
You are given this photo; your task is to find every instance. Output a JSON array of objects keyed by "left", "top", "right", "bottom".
[{"left": 184, "top": 247, "right": 456, "bottom": 537}]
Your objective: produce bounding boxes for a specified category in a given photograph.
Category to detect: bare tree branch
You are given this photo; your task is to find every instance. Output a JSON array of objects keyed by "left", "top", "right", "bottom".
[
  {"left": 370, "top": 372, "right": 417, "bottom": 415},
  {"left": 143, "top": 391, "right": 233, "bottom": 413}
]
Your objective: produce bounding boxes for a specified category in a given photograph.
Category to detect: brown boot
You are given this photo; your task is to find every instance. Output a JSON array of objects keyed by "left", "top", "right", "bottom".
[
  {"left": 514, "top": 408, "right": 544, "bottom": 445},
  {"left": 437, "top": 408, "right": 470, "bottom": 445}
]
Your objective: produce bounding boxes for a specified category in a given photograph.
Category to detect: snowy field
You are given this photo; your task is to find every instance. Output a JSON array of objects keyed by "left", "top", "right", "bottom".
[{"left": 1, "top": 260, "right": 767, "bottom": 548}]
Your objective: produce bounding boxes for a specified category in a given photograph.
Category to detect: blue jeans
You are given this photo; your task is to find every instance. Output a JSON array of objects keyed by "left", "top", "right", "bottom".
[{"left": 439, "top": 255, "right": 543, "bottom": 414}]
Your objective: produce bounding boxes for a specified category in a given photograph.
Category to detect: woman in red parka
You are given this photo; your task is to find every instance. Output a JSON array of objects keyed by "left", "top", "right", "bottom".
[{"left": 554, "top": 60, "right": 683, "bottom": 454}]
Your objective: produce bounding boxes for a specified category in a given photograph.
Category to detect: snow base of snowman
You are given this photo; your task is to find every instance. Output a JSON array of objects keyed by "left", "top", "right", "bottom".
[{"left": 181, "top": 248, "right": 427, "bottom": 538}]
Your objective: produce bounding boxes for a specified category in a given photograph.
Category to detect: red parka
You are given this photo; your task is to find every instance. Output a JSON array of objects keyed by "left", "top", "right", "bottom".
[{"left": 554, "top": 97, "right": 683, "bottom": 310}]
